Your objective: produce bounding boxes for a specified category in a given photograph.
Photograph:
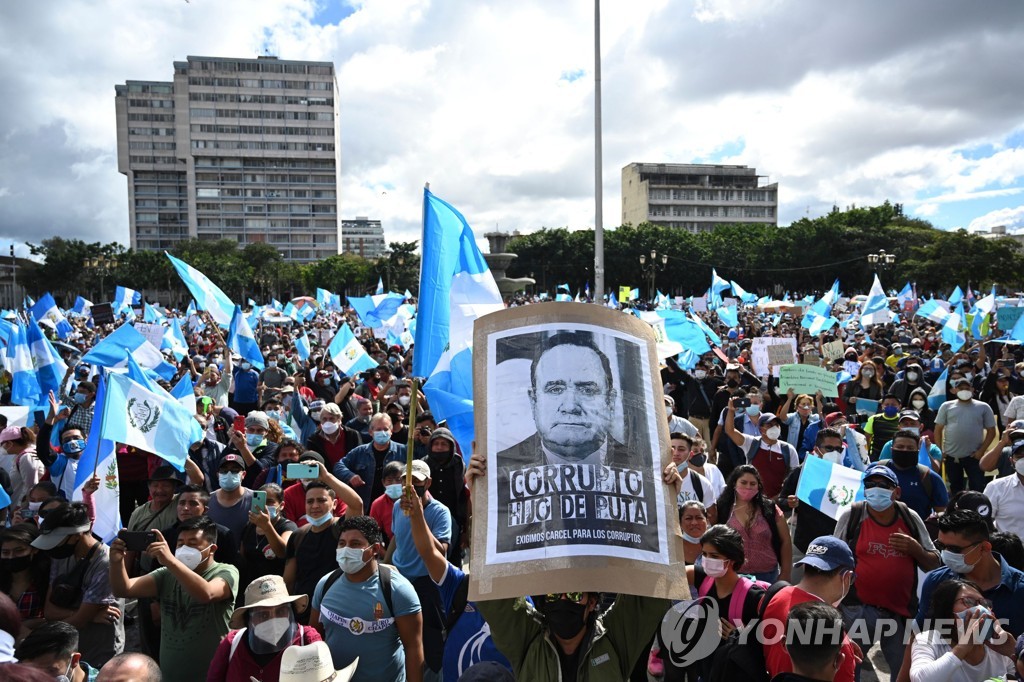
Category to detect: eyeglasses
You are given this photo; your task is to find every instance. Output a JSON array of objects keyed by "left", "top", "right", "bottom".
[
  {"left": 955, "top": 596, "right": 992, "bottom": 609},
  {"left": 819, "top": 445, "right": 843, "bottom": 453},
  {"left": 935, "top": 540, "right": 982, "bottom": 556},
  {"left": 863, "top": 481, "right": 895, "bottom": 490},
  {"left": 544, "top": 592, "right": 585, "bottom": 604}
]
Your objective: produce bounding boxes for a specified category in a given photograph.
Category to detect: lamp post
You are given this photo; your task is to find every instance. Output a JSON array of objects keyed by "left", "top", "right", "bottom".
[
  {"left": 84, "top": 256, "right": 118, "bottom": 302},
  {"left": 639, "top": 249, "right": 669, "bottom": 300},
  {"left": 9, "top": 245, "right": 16, "bottom": 309},
  {"left": 867, "top": 249, "right": 896, "bottom": 272}
]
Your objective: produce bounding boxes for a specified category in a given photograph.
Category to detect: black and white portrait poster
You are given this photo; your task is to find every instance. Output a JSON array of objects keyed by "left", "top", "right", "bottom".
[{"left": 471, "top": 303, "right": 687, "bottom": 601}]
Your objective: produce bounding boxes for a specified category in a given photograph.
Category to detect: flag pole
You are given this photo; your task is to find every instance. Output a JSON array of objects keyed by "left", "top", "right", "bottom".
[
  {"left": 593, "top": 0, "right": 605, "bottom": 302},
  {"left": 405, "top": 377, "right": 420, "bottom": 488}
]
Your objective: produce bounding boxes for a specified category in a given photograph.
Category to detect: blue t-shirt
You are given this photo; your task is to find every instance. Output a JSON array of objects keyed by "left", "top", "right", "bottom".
[
  {"left": 232, "top": 367, "right": 259, "bottom": 403},
  {"left": 876, "top": 461, "right": 948, "bottom": 521},
  {"left": 313, "top": 567, "right": 421, "bottom": 682},
  {"left": 916, "top": 555, "right": 1024, "bottom": 635},
  {"left": 437, "top": 564, "right": 513, "bottom": 682},
  {"left": 391, "top": 496, "right": 452, "bottom": 579}
]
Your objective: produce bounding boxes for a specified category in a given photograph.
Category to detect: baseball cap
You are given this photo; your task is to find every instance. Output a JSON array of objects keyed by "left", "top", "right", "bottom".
[
  {"left": 898, "top": 409, "right": 920, "bottom": 422},
  {"left": 1011, "top": 440, "right": 1024, "bottom": 456},
  {"left": 410, "top": 459, "right": 431, "bottom": 482},
  {"left": 823, "top": 412, "right": 846, "bottom": 428},
  {"left": 219, "top": 453, "right": 245, "bottom": 471},
  {"left": 951, "top": 491, "right": 994, "bottom": 524},
  {"left": 796, "top": 536, "right": 856, "bottom": 571},
  {"left": 758, "top": 413, "right": 780, "bottom": 428},
  {"left": 864, "top": 463, "right": 899, "bottom": 487},
  {"left": 1008, "top": 419, "right": 1024, "bottom": 439},
  {"left": 298, "top": 451, "right": 325, "bottom": 465}
]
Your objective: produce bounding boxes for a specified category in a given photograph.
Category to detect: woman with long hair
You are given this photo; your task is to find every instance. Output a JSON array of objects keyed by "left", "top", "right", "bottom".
[
  {"left": 0, "top": 427, "right": 42, "bottom": 514},
  {"left": 844, "top": 362, "right": 884, "bottom": 420},
  {"left": 715, "top": 465, "right": 791, "bottom": 583},
  {"left": 980, "top": 369, "right": 1016, "bottom": 432},
  {"left": 909, "top": 578, "right": 1014, "bottom": 681},
  {"left": 0, "top": 524, "right": 49, "bottom": 635}
]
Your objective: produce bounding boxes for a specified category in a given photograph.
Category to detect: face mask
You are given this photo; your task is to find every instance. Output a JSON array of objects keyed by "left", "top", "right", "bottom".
[
  {"left": 73, "top": 392, "right": 88, "bottom": 405},
  {"left": 911, "top": 399, "right": 926, "bottom": 410},
  {"left": 267, "top": 506, "right": 279, "bottom": 520},
  {"left": 891, "top": 448, "right": 918, "bottom": 469},
  {"left": 63, "top": 439, "right": 86, "bottom": 455},
  {"left": 690, "top": 453, "right": 707, "bottom": 467},
  {"left": 745, "top": 405, "right": 760, "bottom": 417},
  {"left": 267, "top": 361, "right": 277, "bottom": 368},
  {"left": 765, "top": 426, "right": 781, "bottom": 440},
  {"left": 941, "top": 549, "right": 978, "bottom": 574},
  {"left": 832, "top": 573, "right": 852, "bottom": 608},
  {"left": 252, "top": 616, "right": 292, "bottom": 646},
  {"left": 676, "top": 460, "right": 689, "bottom": 473},
  {"left": 964, "top": 372, "right": 974, "bottom": 381},
  {"left": 398, "top": 395, "right": 411, "bottom": 406},
  {"left": 735, "top": 487, "right": 758, "bottom": 501},
  {"left": 1015, "top": 459, "right": 1024, "bottom": 477},
  {"left": 372, "top": 431, "right": 391, "bottom": 446},
  {"left": 906, "top": 371, "right": 919, "bottom": 381},
  {"left": 664, "top": 406, "right": 674, "bottom": 418},
  {"left": 957, "top": 390, "right": 973, "bottom": 401},
  {"left": 819, "top": 448, "right": 844, "bottom": 464},
  {"left": 542, "top": 599, "right": 589, "bottom": 639},
  {"left": 320, "top": 421, "right": 339, "bottom": 435},
  {"left": 0, "top": 555, "right": 33, "bottom": 573},
  {"left": 246, "top": 434, "right": 264, "bottom": 448},
  {"left": 864, "top": 488, "right": 893, "bottom": 511},
  {"left": 309, "top": 410, "right": 322, "bottom": 423},
  {"left": 336, "top": 546, "right": 370, "bottom": 574},
  {"left": 882, "top": 406, "right": 899, "bottom": 418},
  {"left": 218, "top": 472, "right": 242, "bottom": 491},
  {"left": 702, "top": 557, "right": 729, "bottom": 579},
  {"left": 682, "top": 532, "right": 703, "bottom": 544},
  {"left": 305, "top": 511, "right": 333, "bottom": 527},
  {"left": 48, "top": 538, "right": 78, "bottom": 560},
  {"left": 385, "top": 484, "right": 404, "bottom": 500},
  {"left": 175, "top": 545, "right": 208, "bottom": 571},
  {"left": 694, "top": 370, "right": 707, "bottom": 379},
  {"left": 429, "top": 448, "right": 453, "bottom": 465},
  {"left": 241, "top": 362, "right": 251, "bottom": 370},
  {"left": 726, "top": 379, "right": 739, "bottom": 389}
]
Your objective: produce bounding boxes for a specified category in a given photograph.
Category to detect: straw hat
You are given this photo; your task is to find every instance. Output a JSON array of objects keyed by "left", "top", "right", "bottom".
[
  {"left": 230, "top": 575, "right": 309, "bottom": 629},
  {"left": 273, "top": 643, "right": 358, "bottom": 682}
]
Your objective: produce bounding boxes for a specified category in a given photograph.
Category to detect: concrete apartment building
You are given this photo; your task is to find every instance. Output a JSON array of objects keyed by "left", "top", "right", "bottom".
[
  {"left": 115, "top": 55, "right": 340, "bottom": 262},
  {"left": 621, "top": 163, "right": 778, "bottom": 232},
  {"left": 340, "top": 217, "right": 386, "bottom": 259}
]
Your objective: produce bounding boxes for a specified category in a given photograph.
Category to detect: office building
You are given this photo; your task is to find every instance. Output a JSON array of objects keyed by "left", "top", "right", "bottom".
[
  {"left": 341, "top": 217, "right": 386, "bottom": 259},
  {"left": 115, "top": 55, "right": 339, "bottom": 262},
  {"left": 621, "top": 163, "right": 778, "bottom": 232}
]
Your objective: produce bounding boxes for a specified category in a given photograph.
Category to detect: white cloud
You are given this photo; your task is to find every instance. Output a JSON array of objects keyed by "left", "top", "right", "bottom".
[{"left": 968, "top": 205, "right": 1024, "bottom": 233}]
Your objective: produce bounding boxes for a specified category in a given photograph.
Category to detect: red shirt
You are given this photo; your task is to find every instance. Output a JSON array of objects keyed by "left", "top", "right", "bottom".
[
  {"left": 281, "top": 481, "right": 347, "bottom": 528},
  {"left": 763, "top": 586, "right": 858, "bottom": 682},
  {"left": 853, "top": 512, "right": 915, "bottom": 616},
  {"left": 752, "top": 445, "right": 788, "bottom": 499},
  {"left": 369, "top": 493, "right": 397, "bottom": 541},
  {"left": 320, "top": 435, "right": 348, "bottom": 468}
]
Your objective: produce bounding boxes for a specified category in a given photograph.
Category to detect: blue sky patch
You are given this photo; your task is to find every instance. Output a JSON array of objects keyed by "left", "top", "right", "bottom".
[{"left": 312, "top": 0, "right": 357, "bottom": 27}]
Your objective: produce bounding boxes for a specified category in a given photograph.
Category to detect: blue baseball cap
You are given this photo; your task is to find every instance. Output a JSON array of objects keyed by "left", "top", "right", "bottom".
[
  {"left": 758, "top": 413, "right": 781, "bottom": 428},
  {"left": 864, "top": 463, "right": 899, "bottom": 487},
  {"left": 796, "top": 536, "right": 855, "bottom": 571}
]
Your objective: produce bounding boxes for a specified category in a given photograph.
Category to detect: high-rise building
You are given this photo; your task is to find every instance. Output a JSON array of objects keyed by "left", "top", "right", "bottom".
[
  {"left": 115, "top": 55, "right": 339, "bottom": 262},
  {"left": 621, "top": 163, "right": 778, "bottom": 232},
  {"left": 341, "top": 217, "right": 386, "bottom": 259}
]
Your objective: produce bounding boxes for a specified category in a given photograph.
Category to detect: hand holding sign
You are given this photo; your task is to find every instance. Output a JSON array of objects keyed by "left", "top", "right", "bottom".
[{"left": 778, "top": 364, "right": 839, "bottom": 398}]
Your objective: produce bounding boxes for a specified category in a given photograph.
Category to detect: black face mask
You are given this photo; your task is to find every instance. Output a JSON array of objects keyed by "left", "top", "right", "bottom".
[
  {"left": 0, "top": 555, "right": 33, "bottom": 573},
  {"left": 428, "top": 448, "right": 453, "bottom": 465},
  {"left": 891, "top": 448, "right": 918, "bottom": 470},
  {"left": 413, "top": 485, "right": 426, "bottom": 498},
  {"left": 690, "top": 453, "right": 707, "bottom": 467},
  {"left": 49, "top": 538, "right": 78, "bottom": 560},
  {"left": 543, "top": 599, "right": 589, "bottom": 639},
  {"left": 726, "top": 379, "right": 739, "bottom": 389}
]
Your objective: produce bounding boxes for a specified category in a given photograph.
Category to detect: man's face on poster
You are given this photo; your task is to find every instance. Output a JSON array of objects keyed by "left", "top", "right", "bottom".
[{"left": 529, "top": 344, "right": 616, "bottom": 459}]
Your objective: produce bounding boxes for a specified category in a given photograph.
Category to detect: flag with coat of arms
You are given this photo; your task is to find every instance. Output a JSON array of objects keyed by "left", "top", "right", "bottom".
[{"left": 796, "top": 455, "right": 865, "bottom": 520}]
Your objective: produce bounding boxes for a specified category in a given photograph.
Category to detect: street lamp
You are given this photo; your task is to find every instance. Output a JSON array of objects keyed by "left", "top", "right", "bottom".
[
  {"left": 867, "top": 249, "right": 896, "bottom": 271},
  {"left": 639, "top": 249, "right": 669, "bottom": 300},
  {"left": 84, "top": 256, "right": 118, "bottom": 301}
]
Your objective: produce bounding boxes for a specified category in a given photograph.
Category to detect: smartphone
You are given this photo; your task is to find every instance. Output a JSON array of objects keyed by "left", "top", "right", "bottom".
[
  {"left": 733, "top": 397, "right": 752, "bottom": 408},
  {"left": 286, "top": 463, "right": 319, "bottom": 480},
  {"left": 251, "top": 490, "right": 267, "bottom": 514},
  {"left": 20, "top": 507, "right": 36, "bottom": 521},
  {"left": 233, "top": 415, "right": 246, "bottom": 433},
  {"left": 119, "top": 530, "right": 157, "bottom": 552}
]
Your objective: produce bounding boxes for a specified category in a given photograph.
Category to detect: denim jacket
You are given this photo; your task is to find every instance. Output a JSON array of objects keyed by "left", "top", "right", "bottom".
[{"left": 332, "top": 440, "right": 407, "bottom": 510}]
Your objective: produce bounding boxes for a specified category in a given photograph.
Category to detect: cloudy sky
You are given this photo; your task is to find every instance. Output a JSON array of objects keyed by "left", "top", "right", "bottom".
[{"left": 1, "top": 0, "right": 1023, "bottom": 258}]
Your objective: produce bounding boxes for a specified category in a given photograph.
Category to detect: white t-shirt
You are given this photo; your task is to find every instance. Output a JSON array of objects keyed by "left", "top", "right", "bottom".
[
  {"left": 691, "top": 462, "right": 726, "bottom": 500},
  {"left": 677, "top": 470, "right": 715, "bottom": 508},
  {"left": 909, "top": 629, "right": 1012, "bottom": 682}
]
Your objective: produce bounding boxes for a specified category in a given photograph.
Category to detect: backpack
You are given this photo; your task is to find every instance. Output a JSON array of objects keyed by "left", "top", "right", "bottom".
[
  {"left": 882, "top": 461, "right": 934, "bottom": 500},
  {"left": 291, "top": 518, "right": 343, "bottom": 557},
  {"left": 704, "top": 580, "right": 791, "bottom": 682},
  {"left": 697, "top": 574, "right": 771, "bottom": 625},
  {"left": 317, "top": 564, "right": 396, "bottom": 616}
]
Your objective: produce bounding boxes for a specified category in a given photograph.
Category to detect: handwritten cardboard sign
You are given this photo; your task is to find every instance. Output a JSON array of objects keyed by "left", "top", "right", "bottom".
[{"left": 779, "top": 363, "right": 839, "bottom": 398}]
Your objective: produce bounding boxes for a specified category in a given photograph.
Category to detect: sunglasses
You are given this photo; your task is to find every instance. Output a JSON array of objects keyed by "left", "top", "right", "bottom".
[
  {"left": 935, "top": 540, "right": 982, "bottom": 556},
  {"left": 819, "top": 445, "right": 843, "bottom": 453},
  {"left": 955, "top": 595, "right": 992, "bottom": 609},
  {"left": 863, "top": 481, "right": 895, "bottom": 490}
]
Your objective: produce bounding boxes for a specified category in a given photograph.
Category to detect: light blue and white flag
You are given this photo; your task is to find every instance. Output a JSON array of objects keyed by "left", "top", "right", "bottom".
[
  {"left": 729, "top": 280, "right": 758, "bottom": 305},
  {"left": 142, "top": 303, "right": 166, "bottom": 323},
  {"left": 161, "top": 319, "right": 189, "bottom": 361},
  {"left": 555, "top": 293, "right": 572, "bottom": 302},
  {"left": 71, "top": 296, "right": 93, "bottom": 317},
  {"left": 710, "top": 269, "right": 731, "bottom": 308},
  {"left": 896, "top": 282, "right": 914, "bottom": 309},
  {"left": 948, "top": 286, "right": 964, "bottom": 308},
  {"left": 283, "top": 301, "right": 300, "bottom": 322},
  {"left": 80, "top": 323, "right": 177, "bottom": 381},
  {"left": 114, "top": 286, "right": 141, "bottom": 316},
  {"left": 413, "top": 189, "right": 503, "bottom": 454},
  {"left": 72, "top": 373, "right": 121, "bottom": 542},
  {"left": 796, "top": 455, "right": 865, "bottom": 520},
  {"left": 294, "top": 331, "right": 311, "bottom": 362},
  {"left": 822, "top": 279, "right": 841, "bottom": 305},
  {"left": 170, "top": 373, "right": 197, "bottom": 414},
  {"left": 100, "top": 370, "right": 198, "bottom": 471},
  {"left": 228, "top": 305, "right": 265, "bottom": 371},
  {"left": 7, "top": 323, "right": 40, "bottom": 407},
  {"left": 165, "top": 253, "right": 235, "bottom": 327},
  {"left": 376, "top": 277, "right": 384, "bottom": 295},
  {"left": 404, "top": 289, "right": 414, "bottom": 301},
  {"left": 860, "top": 275, "right": 890, "bottom": 327},
  {"left": 26, "top": 319, "right": 67, "bottom": 398},
  {"left": 716, "top": 305, "right": 739, "bottom": 328},
  {"left": 30, "top": 293, "right": 74, "bottom": 339},
  {"left": 942, "top": 302, "right": 966, "bottom": 352},
  {"left": 690, "top": 311, "right": 723, "bottom": 346},
  {"left": 928, "top": 368, "right": 949, "bottom": 410},
  {"left": 327, "top": 323, "right": 377, "bottom": 375},
  {"left": 916, "top": 299, "right": 951, "bottom": 325}
]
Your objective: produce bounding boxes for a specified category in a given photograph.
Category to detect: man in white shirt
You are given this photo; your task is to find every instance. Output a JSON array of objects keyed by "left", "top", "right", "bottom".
[
  {"left": 983, "top": 439, "right": 1024, "bottom": 540},
  {"left": 670, "top": 432, "right": 717, "bottom": 524},
  {"left": 664, "top": 396, "right": 699, "bottom": 440}
]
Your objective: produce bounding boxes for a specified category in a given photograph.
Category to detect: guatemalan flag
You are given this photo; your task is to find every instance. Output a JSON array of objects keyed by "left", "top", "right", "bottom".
[
  {"left": 26, "top": 319, "right": 67, "bottom": 398},
  {"left": 413, "top": 188, "right": 503, "bottom": 455},
  {"left": 227, "top": 305, "right": 265, "bottom": 371},
  {"left": 73, "top": 373, "right": 121, "bottom": 543},
  {"left": 295, "top": 331, "right": 311, "bottom": 362},
  {"left": 114, "top": 286, "right": 141, "bottom": 317},
  {"left": 860, "top": 275, "right": 890, "bottom": 327},
  {"left": 7, "top": 322, "right": 41, "bottom": 407},
  {"left": 796, "top": 455, "right": 865, "bottom": 520},
  {"left": 29, "top": 293, "right": 74, "bottom": 339},
  {"left": 327, "top": 323, "right": 377, "bottom": 375},
  {"left": 80, "top": 323, "right": 177, "bottom": 381},
  {"left": 928, "top": 368, "right": 949, "bottom": 410},
  {"left": 166, "top": 253, "right": 236, "bottom": 328}
]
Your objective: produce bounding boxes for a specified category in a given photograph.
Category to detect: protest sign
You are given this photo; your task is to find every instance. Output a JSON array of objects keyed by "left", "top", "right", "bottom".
[
  {"left": 997, "top": 306, "right": 1024, "bottom": 331},
  {"left": 691, "top": 297, "right": 708, "bottom": 312},
  {"left": 751, "top": 336, "right": 796, "bottom": 377},
  {"left": 471, "top": 302, "right": 686, "bottom": 601},
  {"left": 855, "top": 397, "right": 880, "bottom": 416},
  {"left": 779, "top": 364, "right": 839, "bottom": 397},
  {"left": 802, "top": 350, "right": 822, "bottom": 367},
  {"left": 822, "top": 340, "right": 846, "bottom": 361},
  {"left": 133, "top": 322, "right": 165, "bottom": 350},
  {"left": 90, "top": 303, "right": 114, "bottom": 325}
]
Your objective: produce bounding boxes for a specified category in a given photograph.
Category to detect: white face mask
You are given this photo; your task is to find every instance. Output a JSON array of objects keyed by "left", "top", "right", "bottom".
[
  {"left": 694, "top": 370, "right": 707, "bottom": 379},
  {"left": 1015, "top": 459, "right": 1024, "bottom": 477},
  {"left": 765, "top": 426, "right": 782, "bottom": 441},
  {"left": 175, "top": 545, "right": 208, "bottom": 571},
  {"left": 336, "top": 546, "right": 370, "bottom": 574},
  {"left": 911, "top": 399, "right": 926, "bottom": 410},
  {"left": 398, "top": 395, "right": 411, "bottom": 406},
  {"left": 252, "top": 616, "right": 292, "bottom": 644},
  {"left": 320, "top": 421, "right": 339, "bottom": 435},
  {"left": 957, "top": 390, "right": 973, "bottom": 401}
]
